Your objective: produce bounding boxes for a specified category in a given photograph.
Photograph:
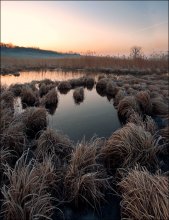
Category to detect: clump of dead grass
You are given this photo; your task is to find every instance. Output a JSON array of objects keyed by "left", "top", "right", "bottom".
[
  {"left": 36, "top": 128, "right": 73, "bottom": 161},
  {"left": 151, "top": 97, "right": 168, "bottom": 117},
  {"left": 101, "top": 123, "right": 160, "bottom": 170},
  {"left": 127, "top": 111, "right": 157, "bottom": 135},
  {"left": 118, "top": 166, "right": 169, "bottom": 220},
  {"left": 41, "top": 88, "right": 58, "bottom": 108},
  {"left": 106, "top": 81, "right": 119, "bottom": 97},
  {"left": 1, "top": 153, "right": 55, "bottom": 220},
  {"left": 117, "top": 96, "right": 141, "bottom": 120},
  {"left": 136, "top": 91, "right": 152, "bottom": 115},
  {"left": 58, "top": 81, "right": 72, "bottom": 94},
  {"left": 73, "top": 87, "right": 84, "bottom": 104},
  {"left": 21, "top": 107, "right": 47, "bottom": 138},
  {"left": 64, "top": 138, "right": 111, "bottom": 209},
  {"left": 21, "top": 86, "right": 39, "bottom": 107}
]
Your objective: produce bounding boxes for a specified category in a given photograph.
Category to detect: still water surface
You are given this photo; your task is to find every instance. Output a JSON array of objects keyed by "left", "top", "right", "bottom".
[{"left": 2, "top": 70, "right": 121, "bottom": 141}]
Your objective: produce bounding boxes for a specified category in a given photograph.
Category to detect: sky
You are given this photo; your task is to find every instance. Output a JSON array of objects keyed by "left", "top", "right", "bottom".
[{"left": 1, "top": 1, "right": 168, "bottom": 55}]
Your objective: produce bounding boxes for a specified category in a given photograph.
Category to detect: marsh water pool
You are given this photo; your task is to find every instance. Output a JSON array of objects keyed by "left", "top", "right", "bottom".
[{"left": 2, "top": 70, "right": 121, "bottom": 142}]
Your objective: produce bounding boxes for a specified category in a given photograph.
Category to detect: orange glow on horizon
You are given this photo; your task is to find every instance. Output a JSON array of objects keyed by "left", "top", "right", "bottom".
[{"left": 1, "top": 1, "right": 168, "bottom": 55}]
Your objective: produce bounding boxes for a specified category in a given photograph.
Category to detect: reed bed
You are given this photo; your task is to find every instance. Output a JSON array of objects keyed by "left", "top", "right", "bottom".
[
  {"left": 118, "top": 167, "right": 169, "bottom": 220},
  {"left": 1, "top": 55, "right": 168, "bottom": 75},
  {"left": 101, "top": 123, "right": 160, "bottom": 170}
]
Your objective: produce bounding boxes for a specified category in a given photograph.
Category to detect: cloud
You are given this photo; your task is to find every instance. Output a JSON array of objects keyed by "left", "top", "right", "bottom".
[{"left": 135, "top": 21, "right": 168, "bottom": 33}]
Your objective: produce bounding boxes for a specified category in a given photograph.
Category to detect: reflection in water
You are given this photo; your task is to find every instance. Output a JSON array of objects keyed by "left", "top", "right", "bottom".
[
  {"left": 6, "top": 70, "right": 121, "bottom": 142},
  {"left": 1, "top": 70, "right": 98, "bottom": 86},
  {"left": 49, "top": 88, "right": 121, "bottom": 142},
  {"left": 46, "top": 103, "right": 58, "bottom": 115}
]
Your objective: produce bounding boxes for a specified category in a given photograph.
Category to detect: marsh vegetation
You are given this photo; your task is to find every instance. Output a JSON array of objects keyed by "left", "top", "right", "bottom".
[{"left": 0, "top": 68, "right": 169, "bottom": 220}]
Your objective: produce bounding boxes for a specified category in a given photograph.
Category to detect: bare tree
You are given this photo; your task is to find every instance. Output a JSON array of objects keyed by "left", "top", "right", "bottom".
[{"left": 130, "top": 46, "right": 143, "bottom": 59}]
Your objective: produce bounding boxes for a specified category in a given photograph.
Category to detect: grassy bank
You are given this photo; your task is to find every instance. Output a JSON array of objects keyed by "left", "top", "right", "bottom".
[{"left": 1, "top": 55, "right": 168, "bottom": 75}]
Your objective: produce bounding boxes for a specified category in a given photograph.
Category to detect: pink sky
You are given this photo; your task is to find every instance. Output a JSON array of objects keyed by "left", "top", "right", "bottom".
[{"left": 1, "top": 1, "right": 168, "bottom": 55}]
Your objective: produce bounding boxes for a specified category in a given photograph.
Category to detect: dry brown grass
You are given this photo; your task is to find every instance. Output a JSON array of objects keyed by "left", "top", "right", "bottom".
[
  {"left": 41, "top": 88, "right": 58, "bottom": 108},
  {"left": 21, "top": 107, "right": 47, "bottom": 138},
  {"left": 58, "top": 81, "right": 72, "bottom": 94},
  {"left": 0, "top": 121, "right": 26, "bottom": 157},
  {"left": 117, "top": 96, "right": 141, "bottom": 120},
  {"left": 136, "top": 91, "right": 152, "bottom": 115},
  {"left": 113, "top": 89, "right": 126, "bottom": 107},
  {"left": 21, "top": 86, "right": 39, "bottom": 107},
  {"left": 36, "top": 128, "right": 73, "bottom": 161},
  {"left": 39, "top": 83, "right": 55, "bottom": 97},
  {"left": 0, "top": 90, "right": 14, "bottom": 110},
  {"left": 1, "top": 55, "right": 168, "bottom": 74},
  {"left": 151, "top": 97, "right": 168, "bottom": 117},
  {"left": 1, "top": 153, "right": 55, "bottom": 220},
  {"left": 160, "top": 125, "right": 169, "bottom": 140},
  {"left": 106, "top": 81, "right": 119, "bottom": 97},
  {"left": 101, "top": 123, "right": 160, "bottom": 170},
  {"left": 85, "top": 77, "right": 95, "bottom": 90},
  {"left": 118, "top": 167, "right": 169, "bottom": 220},
  {"left": 127, "top": 112, "right": 157, "bottom": 135},
  {"left": 73, "top": 87, "right": 84, "bottom": 104},
  {"left": 64, "top": 138, "right": 111, "bottom": 208},
  {"left": 9, "top": 83, "right": 24, "bottom": 97}
]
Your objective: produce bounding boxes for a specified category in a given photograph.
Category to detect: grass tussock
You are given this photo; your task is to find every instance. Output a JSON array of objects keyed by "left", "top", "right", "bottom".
[
  {"left": 58, "top": 81, "right": 72, "bottom": 94},
  {"left": 136, "top": 91, "right": 152, "bottom": 115},
  {"left": 117, "top": 96, "right": 141, "bottom": 120},
  {"left": 0, "top": 121, "right": 26, "bottom": 157},
  {"left": 127, "top": 112, "right": 157, "bottom": 135},
  {"left": 64, "top": 138, "right": 111, "bottom": 208},
  {"left": 69, "top": 77, "right": 86, "bottom": 88},
  {"left": 96, "top": 78, "right": 108, "bottom": 93},
  {"left": 21, "top": 86, "right": 39, "bottom": 107},
  {"left": 9, "top": 83, "right": 23, "bottom": 97},
  {"left": 151, "top": 97, "right": 168, "bottom": 117},
  {"left": 85, "top": 77, "right": 95, "bottom": 90},
  {"left": 160, "top": 125, "right": 169, "bottom": 140},
  {"left": 39, "top": 83, "right": 56, "bottom": 97},
  {"left": 1, "top": 90, "right": 14, "bottom": 110},
  {"left": 21, "top": 107, "right": 47, "bottom": 138},
  {"left": 41, "top": 88, "right": 58, "bottom": 108},
  {"left": 101, "top": 123, "right": 160, "bottom": 170},
  {"left": 36, "top": 128, "right": 73, "bottom": 161},
  {"left": 113, "top": 89, "right": 126, "bottom": 107},
  {"left": 1, "top": 153, "right": 55, "bottom": 220},
  {"left": 73, "top": 87, "right": 84, "bottom": 104},
  {"left": 106, "top": 81, "right": 119, "bottom": 97},
  {"left": 118, "top": 167, "right": 169, "bottom": 220}
]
